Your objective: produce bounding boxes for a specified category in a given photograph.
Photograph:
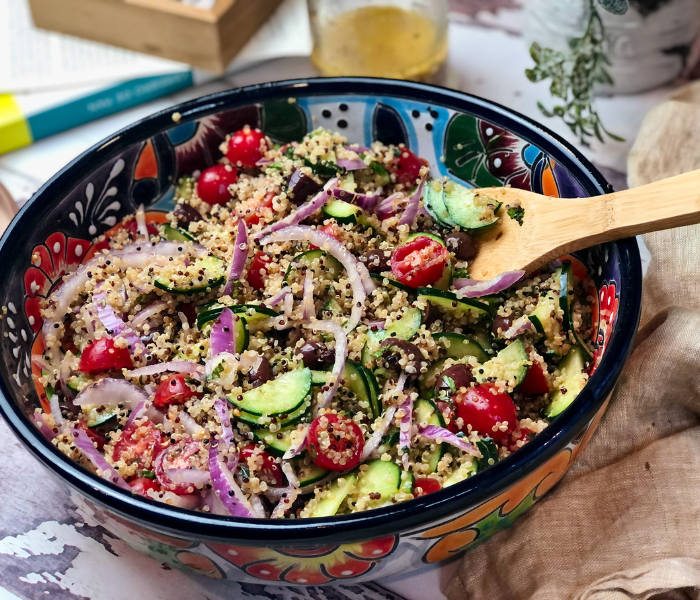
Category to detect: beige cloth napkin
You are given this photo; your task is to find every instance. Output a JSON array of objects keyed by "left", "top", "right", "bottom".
[{"left": 446, "top": 82, "right": 700, "bottom": 600}]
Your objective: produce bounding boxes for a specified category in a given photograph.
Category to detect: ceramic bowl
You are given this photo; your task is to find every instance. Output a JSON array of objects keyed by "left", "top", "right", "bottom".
[{"left": 0, "top": 78, "right": 641, "bottom": 584}]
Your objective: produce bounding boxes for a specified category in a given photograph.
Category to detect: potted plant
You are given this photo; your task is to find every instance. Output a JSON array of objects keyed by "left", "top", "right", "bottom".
[{"left": 524, "top": 0, "right": 700, "bottom": 145}]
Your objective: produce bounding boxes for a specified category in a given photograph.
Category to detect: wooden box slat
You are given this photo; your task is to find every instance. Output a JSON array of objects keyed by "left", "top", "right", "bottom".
[{"left": 27, "top": 0, "right": 284, "bottom": 74}]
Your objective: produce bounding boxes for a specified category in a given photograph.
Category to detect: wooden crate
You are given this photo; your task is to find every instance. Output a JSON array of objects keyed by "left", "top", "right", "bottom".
[{"left": 27, "top": 0, "right": 285, "bottom": 74}]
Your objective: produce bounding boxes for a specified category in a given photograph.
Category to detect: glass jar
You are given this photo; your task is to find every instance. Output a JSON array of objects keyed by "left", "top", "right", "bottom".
[{"left": 307, "top": 0, "right": 449, "bottom": 81}]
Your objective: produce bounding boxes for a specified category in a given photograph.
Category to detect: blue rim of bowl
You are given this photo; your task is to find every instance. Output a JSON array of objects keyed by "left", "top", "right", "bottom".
[{"left": 0, "top": 77, "right": 642, "bottom": 545}]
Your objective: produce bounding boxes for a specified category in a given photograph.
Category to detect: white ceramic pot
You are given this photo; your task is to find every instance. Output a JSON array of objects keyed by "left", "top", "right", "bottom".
[{"left": 524, "top": 0, "right": 700, "bottom": 95}]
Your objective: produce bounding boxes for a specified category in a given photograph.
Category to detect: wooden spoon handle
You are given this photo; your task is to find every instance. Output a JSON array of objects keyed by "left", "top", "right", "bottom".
[{"left": 588, "top": 168, "right": 700, "bottom": 243}]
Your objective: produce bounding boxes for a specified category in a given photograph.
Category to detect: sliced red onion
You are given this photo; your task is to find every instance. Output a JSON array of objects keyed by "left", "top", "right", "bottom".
[
  {"left": 364, "top": 320, "right": 386, "bottom": 330},
  {"left": 418, "top": 206, "right": 430, "bottom": 218},
  {"left": 331, "top": 187, "right": 382, "bottom": 212},
  {"left": 361, "top": 405, "right": 398, "bottom": 461},
  {"left": 267, "top": 289, "right": 290, "bottom": 307},
  {"left": 304, "top": 320, "right": 347, "bottom": 410},
  {"left": 165, "top": 468, "right": 211, "bottom": 487},
  {"left": 453, "top": 271, "right": 526, "bottom": 298},
  {"left": 203, "top": 488, "right": 230, "bottom": 516},
  {"left": 179, "top": 411, "right": 207, "bottom": 437},
  {"left": 398, "top": 392, "right": 413, "bottom": 470},
  {"left": 337, "top": 157, "right": 367, "bottom": 171},
  {"left": 249, "top": 493, "right": 267, "bottom": 519},
  {"left": 283, "top": 293, "right": 294, "bottom": 318},
  {"left": 302, "top": 272, "right": 315, "bottom": 320},
  {"left": 255, "top": 157, "right": 275, "bottom": 166},
  {"left": 33, "top": 412, "right": 56, "bottom": 441},
  {"left": 254, "top": 177, "right": 338, "bottom": 240},
  {"left": 375, "top": 192, "right": 405, "bottom": 219},
  {"left": 418, "top": 425, "right": 480, "bottom": 456},
  {"left": 144, "top": 403, "right": 166, "bottom": 425},
  {"left": 124, "top": 399, "right": 151, "bottom": 428},
  {"left": 282, "top": 424, "right": 309, "bottom": 460},
  {"left": 398, "top": 178, "right": 426, "bottom": 226},
  {"left": 131, "top": 301, "right": 168, "bottom": 328},
  {"left": 49, "top": 394, "right": 64, "bottom": 427},
  {"left": 73, "top": 378, "right": 148, "bottom": 408},
  {"left": 503, "top": 316, "right": 535, "bottom": 339},
  {"left": 125, "top": 360, "right": 204, "bottom": 380},
  {"left": 347, "top": 145, "right": 370, "bottom": 154},
  {"left": 135, "top": 205, "right": 149, "bottom": 241},
  {"left": 71, "top": 428, "right": 132, "bottom": 491},
  {"left": 223, "top": 219, "right": 248, "bottom": 297},
  {"left": 214, "top": 397, "right": 233, "bottom": 450},
  {"left": 93, "top": 292, "right": 143, "bottom": 354},
  {"left": 210, "top": 308, "right": 237, "bottom": 356},
  {"left": 281, "top": 461, "right": 299, "bottom": 488},
  {"left": 271, "top": 487, "right": 300, "bottom": 519},
  {"left": 208, "top": 441, "right": 255, "bottom": 518},
  {"left": 31, "top": 355, "right": 52, "bottom": 373},
  {"left": 260, "top": 226, "right": 374, "bottom": 331}
]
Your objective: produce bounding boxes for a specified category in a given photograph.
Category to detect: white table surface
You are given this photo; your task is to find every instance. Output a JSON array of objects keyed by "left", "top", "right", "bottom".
[{"left": 0, "top": 2, "right": 673, "bottom": 599}]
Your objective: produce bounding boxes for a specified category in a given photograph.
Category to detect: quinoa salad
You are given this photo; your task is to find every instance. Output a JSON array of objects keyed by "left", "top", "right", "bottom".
[{"left": 31, "top": 126, "right": 595, "bottom": 519}]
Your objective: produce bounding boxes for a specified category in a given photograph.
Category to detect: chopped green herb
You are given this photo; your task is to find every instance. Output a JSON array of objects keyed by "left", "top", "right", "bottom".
[
  {"left": 476, "top": 438, "right": 499, "bottom": 471},
  {"left": 444, "top": 376, "right": 456, "bottom": 393},
  {"left": 507, "top": 206, "right": 525, "bottom": 226}
]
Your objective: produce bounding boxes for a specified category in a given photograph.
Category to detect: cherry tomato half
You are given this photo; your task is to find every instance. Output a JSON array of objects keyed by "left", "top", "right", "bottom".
[
  {"left": 243, "top": 192, "right": 275, "bottom": 226},
  {"left": 519, "top": 361, "right": 550, "bottom": 395},
  {"left": 414, "top": 477, "right": 441, "bottom": 497},
  {"left": 239, "top": 443, "right": 284, "bottom": 487},
  {"left": 79, "top": 421, "right": 107, "bottom": 451},
  {"left": 155, "top": 437, "right": 208, "bottom": 494},
  {"left": 391, "top": 147, "right": 428, "bottom": 187},
  {"left": 129, "top": 477, "right": 161, "bottom": 497},
  {"left": 456, "top": 384, "right": 517, "bottom": 445},
  {"left": 153, "top": 374, "right": 202, "bottom": 408},
  {"left": 78, "top": 337, "right": 133, "bottom": 374},
  {"left": 197, "top": 164, "right": 238, "bottom": 206},
  {"left": 226, "top": 126, "right": 268, "bottom": 167},
  {"left": 247, "top": 251, "right": 272, "bottom": 291},
  {"left": 390, "top": 236, "right": 449, "bottom": 288},
  {"left": 308, "top": 413, "right": 364, "bottom": 471},
  {"left": 113, "top": 421, "right": 163, "bottom": 470}
]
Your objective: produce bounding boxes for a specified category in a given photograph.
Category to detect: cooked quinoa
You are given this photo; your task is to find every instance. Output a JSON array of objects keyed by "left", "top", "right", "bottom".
[{"left": 32, "top": 126, "right": 594, "bottom": 518}]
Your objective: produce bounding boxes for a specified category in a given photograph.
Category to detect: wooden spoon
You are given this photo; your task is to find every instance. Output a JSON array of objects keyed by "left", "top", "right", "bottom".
[
  {"left": 0, "top": 181, "right": 17, "bottom": 236},
  {"left": 466, "top": 169, "right": 700, "bottom": 280}
]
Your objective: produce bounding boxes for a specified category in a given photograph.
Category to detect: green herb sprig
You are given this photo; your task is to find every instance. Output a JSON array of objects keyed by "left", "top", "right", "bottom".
[{"left": 525, "top": 0, "right": 625, "bottom": 146}]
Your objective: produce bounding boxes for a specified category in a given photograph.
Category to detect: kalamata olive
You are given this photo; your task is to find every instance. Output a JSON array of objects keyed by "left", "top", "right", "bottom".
[
  {"left": 422, "top": 301, "right": 439, "bottom": 327},
  {"left": 249, "top": 357, "right": 273, "bottom": 388},
  {"left": 436, "top": 364, "right": 474, "bottom": 392},
  {"left": 173, "top": 203, "right": 202, "bottom": 227},
  {"left": 287, "top": 169, "right": 323, "bottom": 204},
  {"left": 295, "top": 341, "right": 335, "bottom": 369},
  {"left": 444, "top": 231, "right": 477, "bottom": 261},
  {"left": 492, "top": 314, "right": 513, "bottom": 337},
  {"left": 360, "top": 249, "right": 392, "bottom": 273}
]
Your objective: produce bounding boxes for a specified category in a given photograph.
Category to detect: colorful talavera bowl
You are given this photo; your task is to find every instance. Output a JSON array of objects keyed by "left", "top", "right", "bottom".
[{"left": 0, "top": 78, "right": 642, "bottom": 584}]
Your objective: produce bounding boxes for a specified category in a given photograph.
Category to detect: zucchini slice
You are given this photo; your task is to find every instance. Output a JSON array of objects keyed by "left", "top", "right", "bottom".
[
  {"left": 295, "top": 460, "right": 330, "bottom": 487},
  {"left": 341, "top": 360, "right": 375, "bottom": 415},
  {"left": 197, "top": 303, "right": 277, "bottom": 330},
  {"left": 66, "top": 374, "right": 90, "bottom": 392},
  {"left": 433, "top": 332, "right": 489, "bottom": 363},
  {"left": 253, "top": 425, "right": 306, "bottom": 458},
  {"left": 85, "top": 404, "right": 120, "bottom": 428},
  {"left": 154, "top": 255, "right": 226, "bottom": 295},
  {"left": 356, "top": 459, "right": 401, "bottom": 502},
  {"left": 416, "top": 288, "right": 490, "bottom": 318},
  {"left": 479, "top": 338, "right": 529, "bottom": 389},
  {"left": 419, "top": 357, "right": 448, "bottom": 393},
  {"left": 284, "top": 249, "right": 343, "bottom": 286},
  {"left": 414, "top": 398, "right": 446, "bottom": 472},
  {"left": 442, "top": 180, "right": 501, "bottom": 231},
  {"left": 399, "top": 470, "right": 415, "bottom": 494},
  {"left": 434, "top": 263, "right": 453, "bottom": 291},
  {"left": 307, "top": 474, "right": 357, "bottom": 517},
  {"left": 405, "top": 232, "right": 446, "bottom": 247},
  {"left": 360, "top": 306, "right": 423, "bottom": 367},
  {"left": 229, "top": 368, "right": 311, "bottom": 417},
  {"left": 423, "top": 180, "right": 452, "bottom": 227},
  {"left": 544, "top": 346, "right": 588, "bottom": 418},
  {"left": 161, "top": 224, "right": 195, "bottom": 242},
  {"left": 322, "top": 199, "right": 362, "bottom": 225},
  {"left": 528, "top": 284, "right": 564, "bottom": 354}
]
